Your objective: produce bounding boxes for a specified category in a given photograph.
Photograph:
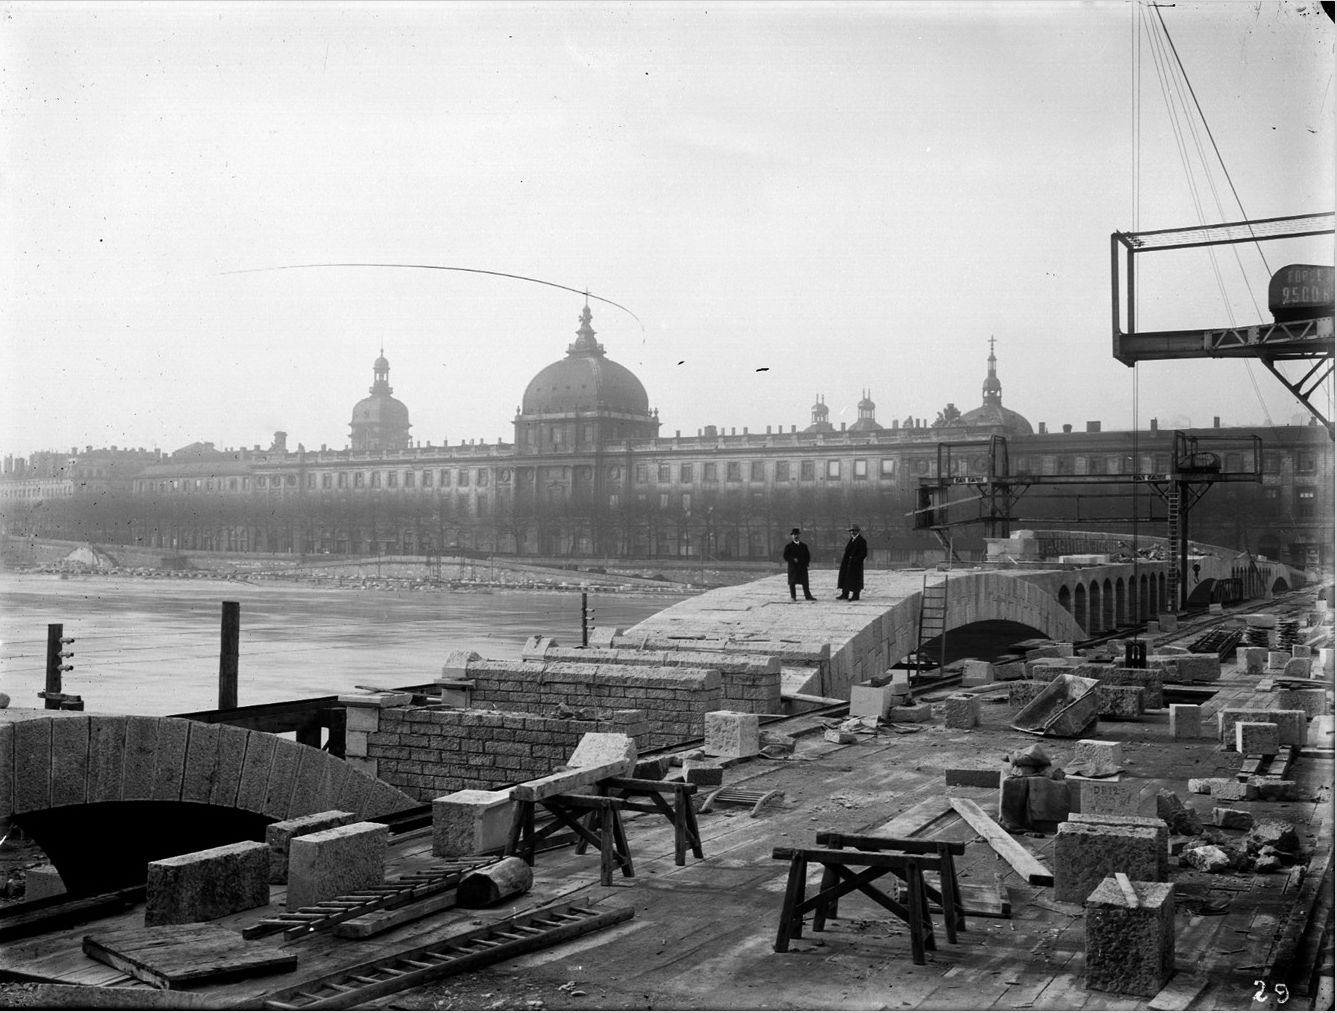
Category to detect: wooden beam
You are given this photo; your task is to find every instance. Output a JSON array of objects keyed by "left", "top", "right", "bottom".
[
  {"left": 870, "top": 796, "right": 954, "bottom": 839},
  {"left": 948, "top": 796, "right": 1054, "bottom": 886}
]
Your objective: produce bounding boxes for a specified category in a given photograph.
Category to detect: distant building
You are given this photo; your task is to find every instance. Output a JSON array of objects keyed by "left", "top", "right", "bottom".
[{"left": 2, "top": 304, "right": 1331, "bottom": 571}]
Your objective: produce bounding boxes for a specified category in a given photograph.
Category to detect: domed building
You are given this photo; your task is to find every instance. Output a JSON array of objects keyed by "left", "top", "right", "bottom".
[
  {"left": 349, "top": 351, "right": 412, "bottom": 451},
  {"left": 954, "top": 339, "right": 1034, "bottom": 435},
  {"left": 513, "top": 304, "right": 659, "bottom": 451},
  {"left": 803, "top": 395, "right": 835, "bottom": 434},
  {"left": 848, "top": 390, "right": 883, "bottom": 433}
]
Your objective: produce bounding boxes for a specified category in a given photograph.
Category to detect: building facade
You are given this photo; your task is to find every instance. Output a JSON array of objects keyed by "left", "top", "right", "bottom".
[{"left": 3, "top": 303, "right": 1332, "bottom": 572}]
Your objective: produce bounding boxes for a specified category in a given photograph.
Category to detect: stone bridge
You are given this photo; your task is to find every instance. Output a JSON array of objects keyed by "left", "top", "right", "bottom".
[
  {"left": 0, "top": 711, "right": 415, "bottom": 895},
  {"left": 625, "top": 562, "right": 1176, "bottom": 699}
]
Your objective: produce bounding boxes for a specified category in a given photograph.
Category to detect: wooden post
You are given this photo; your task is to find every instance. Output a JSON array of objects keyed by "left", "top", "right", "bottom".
[
  {"left": 581, "top": 592, "right": 589, "bottom": 648},
  {"left": 219, "top": 600, "right": 240, "bottom": 710}
]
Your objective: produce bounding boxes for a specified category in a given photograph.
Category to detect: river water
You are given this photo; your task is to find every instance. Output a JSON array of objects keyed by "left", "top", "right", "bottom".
[{"left": 0, "top": 573, "right": 689, "bottom": 716}]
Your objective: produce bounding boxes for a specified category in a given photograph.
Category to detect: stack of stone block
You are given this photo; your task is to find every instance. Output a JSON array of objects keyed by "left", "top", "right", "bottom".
[{"left": 1218, "top": 708, "right": 1307, "bottom": 750}]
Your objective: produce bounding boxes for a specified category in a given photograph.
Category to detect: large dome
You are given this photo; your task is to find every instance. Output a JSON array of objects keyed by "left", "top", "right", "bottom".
[
  {"left": 521, "top": 305, "right": 650, "bottom": 415},
  {"left": 952, "top": 339, "right": 1033, "bottom": 435},
  {"left": 350, "top": 393, "right": 410, "bottom": 427},
  {"left": 349, "top": 351, "right": 411, "bottom": 450}
]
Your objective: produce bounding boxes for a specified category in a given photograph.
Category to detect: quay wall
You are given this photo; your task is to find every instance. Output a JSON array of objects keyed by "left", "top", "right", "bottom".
[{"left": 355, "top": 706, "right": 648, "bottom": 802}]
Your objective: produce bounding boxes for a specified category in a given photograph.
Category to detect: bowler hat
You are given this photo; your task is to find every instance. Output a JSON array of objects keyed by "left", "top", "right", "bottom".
[
  {"left": 848, "top": 524, "right": 861, "bottom": 532},
  {"left": 790, "top": 528, "right": 801, "bottom": 536}
]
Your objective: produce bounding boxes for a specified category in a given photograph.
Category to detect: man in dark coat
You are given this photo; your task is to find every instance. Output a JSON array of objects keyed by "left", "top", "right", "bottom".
[
  {"left": 782, "top": 528, "right": 815, "bottom": 601},
  {"left": 836, "top": 524, "right": 867, "bottom": 601}
]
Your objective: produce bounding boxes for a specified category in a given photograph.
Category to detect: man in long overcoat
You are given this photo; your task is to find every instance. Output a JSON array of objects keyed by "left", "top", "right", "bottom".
[
  {"left": 782, "top": 528, "right": 815, "bottom": 601},
  {"left": 836, "top": 524, "right": 867, "bottom": 601}
]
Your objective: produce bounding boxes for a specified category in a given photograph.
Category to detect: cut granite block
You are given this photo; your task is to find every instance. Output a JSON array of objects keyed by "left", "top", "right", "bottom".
[
  {"left": 1064, "top": 812, "right": 1168, "bottom": 879},
  {"left": 1213, "top": 808, "right": 1253, "bottom": 830},
  {"left": 1268, "top": 651, "right": 1291, "bottom": 671},
  {"left": 1152, "top": 654, "right": 1220, "bottom": 684},
  {"left": 704, "top": 711, "right": 760, "bottom": 758},
  {"left": 265, "top": 810, "right": 355, "bottom": 884},
  {"left": 1070, "top": 740, "right": 1123, "bottom": 776},
  {"left": 888, "top": 703, "right": 931, "bottom": 722},
  {"left": 1291, "top": 644, "right": 1312, "bottom": 659},
  {"left": 943, "top": 694, "right": 979, "bottom": 729},
  {"left": 1282, "top": 656, "right": 1313, "bottom": 680},
  {"left": 146, "top": 841, "right": 269, "bottom": 926},
  {"left": 1278, "top": 688, "right": 1327, "bottom": 720},
  {"left": 1244, "top": 613, "right": 1278, "bottom": 629},
  {"left": 1102, "top": 667, "right": 1164, "bottom": 708},
  {"left": 683, "top": 759, "right": 724, "bottom": 786},
  {"left": 566, "top": 732, "right": 637, "bottom": 774},
  {"left": 1054, "top": 822, "right": 1162, "bottom": 904},
  {"left": 1079, "top": 779, "right": 1139, "bottom": 816},
  {"left": 1209, "top": 779, "right": 1258, "bottom": 802},
  {"left": 1156, "top": 614, "right": 1178, "bottom": 632},
  {"left": 1096, "top": 684, "right": 1145, "bottom": 719},
  {"left": 1085, "top": 878, "right": 1174, "bottom": 997},
  {"left": 432, "top": 789, "right": 512, "bottom": 857},
  {"left": 1169, "top": 704, "right": 1201, "bottom": 739},
  {"left": 848, "top": 683, "right": 892, "bottom": 720},
  {"left": 287, "top": 822, "right": 388, "bottom": 911},
  {"left": 1236, "top": 722, "right": 1280, "bottom": 756},
  {"left": 962, "top": 660, "right": 995, "bottom": 686},
  {"left": 1242, "top": 647, "right": 1268, "bottom": 675},
  {"left": 1218, "top": 708, "right": 1307, "bottom": 750}
]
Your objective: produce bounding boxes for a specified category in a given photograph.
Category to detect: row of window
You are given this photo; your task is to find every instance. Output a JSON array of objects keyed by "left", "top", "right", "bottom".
[{"left": 635, "top": 458, "right": 897, "bottom": 484}]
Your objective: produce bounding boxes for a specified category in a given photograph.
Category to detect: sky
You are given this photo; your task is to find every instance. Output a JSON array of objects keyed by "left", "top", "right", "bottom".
[{"left": 2, "top": 0, "right": 1333, "bottom": 458}]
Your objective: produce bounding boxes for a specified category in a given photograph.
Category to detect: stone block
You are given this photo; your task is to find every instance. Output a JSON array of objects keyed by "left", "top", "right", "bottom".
[
  {"left": 1209, "top": 779, "right": 1257, "bottom": 802},
  {"left": 1278, "top": 688, "right": 1327, "bottom": 720},
  {"left": 1317, "top": 648, "right": 1335, "bottom": 674},
  {"left": 1102, "top": 667, "right": 1164, "bottom": 708},
  {"left": 1268, "top": 651, "right": 1291, "bottom": 671},
  {"left": 888, "top": 671, "right": 911, "bottom": 696},
  {"left": 683, "top": 759, "right": 724, "bottom": 786},
  {"left": 1070, "top": 740, "right": 1123, "bottom": 776},
  {"left": 1282, "top": 656, "right": 1313, "bottom": 680},
  {"left": 1244, "top": 613, "right": 1277, "bottom": 629},
  {"left": 1242, "top": 647, "right": 1268, "bottom": 674},
  {"left": 1218, "top": 708, "right": 1307, "bottom": 749},
  {"left": 1025, "top": 658, "right": 1077, "bottom": 679},
  {"left": 120, "top": 716, "right": 160, "bottom": 803},
  {"left": 566, "top": 732, "right": 637, "bottom": 775},
  {"left": 1169, "top": 704, "right": 1202, "bottom": 739},
  {"left": 49, "top": 716, "right": 90, "bottom": 808},
  {"left": 145, "top": 841, "right": 270, "bottom": 926},
  {"left": 1186, "top": 777, "right": 1215, "bottom": 794},
  {"left": 1156, "top": 613, "right": 1178, "bottom": 632},
  {"left": 266, "top": 810, "right": 355, "bottom": 883},
  {"left": 588, "top": 626, "right": 623, "bottom": 648},
  {"left": 1247, "top": 777, "right": 1300, "bottom": 802},
  {"left": 287, "top": 821, "right": 388, "bottom": 911},
  {"left": 823, "top": 729, "right": 858, "bottom": 744},
  {"left": 520, "top": 635, "right": 559, "bottom": 659},
  {"left": 439, "top": 649, "right": 481, "bottom": 681},
  {"left": 433, "top": 790, "right": 513, "bottom": 857},
  {"left": 945, "top": 768, "right": 1001, "bottom": 788},
  {"left": 1078, "top": 779, "right": 1139, "bottom": 816},
  {"left": 1157, "top": 654, "right": 1221, "bottom": 684},
  {"left": 1008, "top": 681, "right": 1048, "bottom": 709},
  {"left": 1208, "top": 603, "right": 1223, "bottom": 614},
  {"left": 994, "top": 659, "right": 1028, "bottom": 681},
  {"left": 1054, "top": 823, "right": 1162, "bottom": 904},
  {"left": 704, "top": 711, "right": 760, "bottom": 758},
  {"left": 1154, "top": 790, "right": 1202, "bottom": 835},
  {"left": 1213, "top": 808, "right": 1253, "bottom": 830},
  {"left": 24, "top": 864, "right": 65, "bottom": 902},
  {"left": 888, "top": 703, "right": 931, "bottom": 722},
  {"left": 1085, "top": 878, "right": 1174, "bottom": 997},
  {"left": 1291, "top": 644, "right": 1312, "bottom": 658},
  {"left": 848, "top": 683, "right": 892, "bottom": 720},
  {"left": 1236, "top": 722, "right": 1280, "bottom": 756},
  {"left": 1095, "top": 684, "right": 1145, "bottom": 719},
  {"left": 1065, "top": 812, "right": 1168, "bottom": 879},
  {"left": 942, "top": 694, "right": 979, "bottom": 730},
  {"left": 962, "top": 660, "right": 995, "bottom": 686}
]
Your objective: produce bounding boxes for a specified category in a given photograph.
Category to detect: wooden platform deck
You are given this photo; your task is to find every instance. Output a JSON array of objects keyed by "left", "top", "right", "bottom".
[{"left": 0, "top": 645, "right": 1331, "bottom": 1011}]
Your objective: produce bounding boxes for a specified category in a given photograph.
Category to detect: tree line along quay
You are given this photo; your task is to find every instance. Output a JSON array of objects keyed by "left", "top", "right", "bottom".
[{"left": 0, "top": 303, "right": 1331, "bottom": 574}]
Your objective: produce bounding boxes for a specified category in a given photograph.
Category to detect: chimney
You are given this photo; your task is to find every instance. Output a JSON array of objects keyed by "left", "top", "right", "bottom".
[
  {"left": 840, "top": 422, "right": 846, "bottom": 431},
  {"left": 1150, "top": 418, "right": 1158, "bottom": 434},
  {"left": 766, "top": 425, "right": 772, "bottom": 434},
  {"left": 272, "top": 431, "right": 287, "bottom": 453},
  {"left": 1039, "top": 422, "right": 1048, "bottom": 434},
  {"left": 1086, "top": 421, "right": 1101, "bottom": 433},
  {"left": 1213, "top": 416, "right": 1220, "bottom": 428},
  {"left": 1062, "top": 424, "right": 1073, "bottom": 434},
  {"left": 791, "top": 425, "right": 797, "bottom": 433}
]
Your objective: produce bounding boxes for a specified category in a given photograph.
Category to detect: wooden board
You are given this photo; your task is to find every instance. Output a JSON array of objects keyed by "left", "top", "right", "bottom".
[
  {"left": 82, "top": 924, "right": 297, "bottom": 990},
  {"left": 334, "top": 889, "right": 458, "bottom": 939},
  {"left": 948, "top": 796, "right": 1054, "bottom": 886},
  {"left": 869, "top": 796, "right": 954, "bottom": 839}
]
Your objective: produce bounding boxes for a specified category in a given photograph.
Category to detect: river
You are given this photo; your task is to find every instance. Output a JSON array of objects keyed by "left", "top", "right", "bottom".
[{"left": 0, "top": 573, "right": 690, "bottom": 716}]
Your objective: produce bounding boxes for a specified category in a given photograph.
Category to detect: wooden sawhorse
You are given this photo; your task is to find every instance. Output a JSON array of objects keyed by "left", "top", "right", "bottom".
[
  {"left": 813, "top": 831, "right": 967, "bottom": 939},
  {"left": 770, "top": 845, "right": 948, "bottom": 965},
  {"left": 587, "top": 777, "right": 704, "bottom": 867},
  {"left": 505, "top": 794, "right": 635, "bottom": 887}
]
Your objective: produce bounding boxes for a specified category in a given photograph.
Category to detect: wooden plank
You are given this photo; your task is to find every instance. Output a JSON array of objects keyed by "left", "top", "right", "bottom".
[
  {"left": 510, "top": 762, "right": 630, "bottom": 802},
  {"left": 82, "top": 925, "right": 297, "bottom": 990},
  {"left": 1146, "top": 973, "right": 1209, "bottom": 1011},
  {"left": 334, "top": 890, "right": 459, "bottom": 939},
  {"left": 1115, "top": 871, "right": 1140, "bottom": 908},
  {"left": 869, "top": 796, "right": 954, "bottom": 839},
  {"left": 948, "top": 796, "right": 1054, "bottom": 886}
]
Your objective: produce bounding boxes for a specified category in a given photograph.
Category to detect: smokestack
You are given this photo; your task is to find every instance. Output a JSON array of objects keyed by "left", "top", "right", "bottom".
[{"left": 1150, "top": 418, "right": 1158, "bottom": 434}]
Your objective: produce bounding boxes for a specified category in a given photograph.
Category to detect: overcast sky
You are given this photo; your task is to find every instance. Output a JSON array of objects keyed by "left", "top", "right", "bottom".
[{"left": 2, "top": 1, "right": 1332, "bottom": 458}]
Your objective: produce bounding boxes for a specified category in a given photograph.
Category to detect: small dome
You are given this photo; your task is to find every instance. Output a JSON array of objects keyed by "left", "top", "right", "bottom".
[
  {"left": 956, "top": 402, "right": 1034, "bottom": 434},
  {"left": 374, "top": 354, "right": 389, "bottom": 371},
  {"left": 521, "top": 305, "right": 650, "bottom": 415}
]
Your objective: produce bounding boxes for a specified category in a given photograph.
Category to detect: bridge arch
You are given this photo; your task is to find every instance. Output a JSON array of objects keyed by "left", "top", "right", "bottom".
[{"left": 0, "top": 714, "right": 415, "bottom": 894}]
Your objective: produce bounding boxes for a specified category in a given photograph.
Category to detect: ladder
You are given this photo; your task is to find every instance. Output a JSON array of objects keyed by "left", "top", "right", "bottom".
[
  {"left": 252, "top": 898, "right": 634, "bottom": 1010},
  {"left": 1165, "top": 484, "right": 1182, "bottom": 611},
  {"left": 912, "top": 575, "right": 948, "bottom": 681}
]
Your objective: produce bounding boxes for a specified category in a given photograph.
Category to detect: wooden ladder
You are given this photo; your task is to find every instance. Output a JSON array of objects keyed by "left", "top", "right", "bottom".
[{"left": 252, "top": 899, "right": 634, "bottom": 1010}]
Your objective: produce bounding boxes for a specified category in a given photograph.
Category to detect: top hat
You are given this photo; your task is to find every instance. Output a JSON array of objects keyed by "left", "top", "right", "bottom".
[
  {"left": 790, "top": 528, "right": 801, "bottom": 536},
  {"left": 848, "top": 524, "right": 861, "bottom": 533}
]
